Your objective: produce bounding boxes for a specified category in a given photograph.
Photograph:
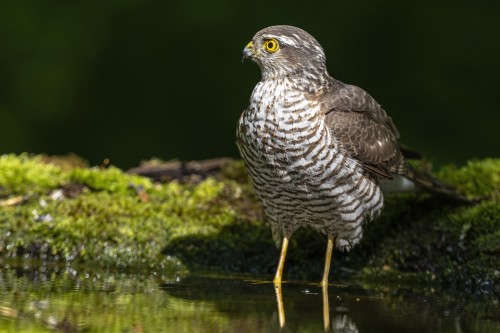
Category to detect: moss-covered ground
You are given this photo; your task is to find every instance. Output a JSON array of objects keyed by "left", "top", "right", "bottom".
[{"left": 0, "top": 154, "right": 499, "bottom": 294}]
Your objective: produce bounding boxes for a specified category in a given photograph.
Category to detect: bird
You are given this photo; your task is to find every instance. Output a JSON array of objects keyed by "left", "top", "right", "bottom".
[{"left": 236, "top": 25, "right": 466, "bottom": 286}]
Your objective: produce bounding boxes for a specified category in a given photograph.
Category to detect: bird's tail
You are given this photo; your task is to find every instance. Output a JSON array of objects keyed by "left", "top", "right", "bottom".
[
  {"left": 408, "top": 166, "right": 471, "bottom": 201},
  {"left": 381, "top": 163, "right": 472, "bottom": 204}
]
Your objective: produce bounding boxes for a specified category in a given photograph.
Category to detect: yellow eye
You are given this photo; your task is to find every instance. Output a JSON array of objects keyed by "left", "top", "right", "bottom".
[{"left": 263, "top": 39, "right": 280, "bottom": 53}]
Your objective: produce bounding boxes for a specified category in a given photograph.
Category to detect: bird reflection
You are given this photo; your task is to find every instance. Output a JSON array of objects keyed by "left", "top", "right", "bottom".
[
  {"left": 322, "top": 285, "right": 331, "bottom": 332},
  {"left": 274, "top": 284, "right": 286, "bottom": 329},
  {"left": 274, "top": 283, "right": 358, "bottom": 333},
  {"left": 332, "top": 313, "right": 358, "bottom": 333}
]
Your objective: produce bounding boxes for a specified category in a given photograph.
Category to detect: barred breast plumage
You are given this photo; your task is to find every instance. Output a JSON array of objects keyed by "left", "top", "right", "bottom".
[
  {"left": 237, "top": 77, "right": 383, "bottom": 251},
  {"left": 236, "top": 25, "right": 409, "bottom": 286}
]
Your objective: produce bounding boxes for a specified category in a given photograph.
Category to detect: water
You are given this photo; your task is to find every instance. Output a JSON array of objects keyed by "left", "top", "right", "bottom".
[{"left": 0, "top": 266, "right": 498, "bottom": 332}]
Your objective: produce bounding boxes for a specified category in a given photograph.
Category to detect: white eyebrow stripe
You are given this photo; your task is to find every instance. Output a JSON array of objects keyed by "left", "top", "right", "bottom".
[
  {"left": 277, "top": 36, "right": 299, "bottom": 47},
  {"left": 263, "top": 34, "right": 300, "bottom": 47}
]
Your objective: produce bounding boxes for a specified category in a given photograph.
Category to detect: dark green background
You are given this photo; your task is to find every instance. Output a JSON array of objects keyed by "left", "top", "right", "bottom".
[{"left": 1, "top": 1, "right": 498, "bottom": 168}]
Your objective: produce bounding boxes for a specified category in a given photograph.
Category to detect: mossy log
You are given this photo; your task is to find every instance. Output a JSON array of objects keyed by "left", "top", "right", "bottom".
[{"left": 0, "top": 154, "right": 498, "bottom": 294}]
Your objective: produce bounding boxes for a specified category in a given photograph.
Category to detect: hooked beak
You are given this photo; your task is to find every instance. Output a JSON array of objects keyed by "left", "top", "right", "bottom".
[{"left": 242, "top": 41, "right": 255, "bottom": 62}]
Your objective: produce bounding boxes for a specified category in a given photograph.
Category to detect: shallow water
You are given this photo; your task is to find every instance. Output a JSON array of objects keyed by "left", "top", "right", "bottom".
[{"left": 0, "top": 266, "right": 498, "bottom": 333}]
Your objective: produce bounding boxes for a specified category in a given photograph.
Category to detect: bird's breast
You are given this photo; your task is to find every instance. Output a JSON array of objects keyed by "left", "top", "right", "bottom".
[{"left": 237, "top": 80, "right": 335, "bottom": 185}]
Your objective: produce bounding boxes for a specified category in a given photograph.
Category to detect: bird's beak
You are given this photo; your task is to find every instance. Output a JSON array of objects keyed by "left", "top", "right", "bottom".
[{"left": 242, "top": 41, "right": 255, "bottom": 62}]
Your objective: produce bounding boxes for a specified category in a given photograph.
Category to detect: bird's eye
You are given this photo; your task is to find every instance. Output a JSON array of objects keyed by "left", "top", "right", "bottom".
[{"left": 263, "top": 39, "right": 280, "bottom": 53}]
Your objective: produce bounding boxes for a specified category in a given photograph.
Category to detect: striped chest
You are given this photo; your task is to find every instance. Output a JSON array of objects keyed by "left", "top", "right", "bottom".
[
  {"left": 237, "top": 79, "right": 331, "bottom": 180},
  {"left": 237, "top": 78, "right": 345, "bottom": 205}
]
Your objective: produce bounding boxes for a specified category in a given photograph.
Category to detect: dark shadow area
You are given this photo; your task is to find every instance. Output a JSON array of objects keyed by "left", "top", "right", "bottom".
[
  {"left": 163, "top": 220, "right": 344, "bottom": 281},
  {"left": 163, "top": 191, "right": 500, "bottom": 295}
]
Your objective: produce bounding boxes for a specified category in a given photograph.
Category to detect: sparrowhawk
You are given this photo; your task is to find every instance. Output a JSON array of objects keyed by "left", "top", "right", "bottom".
[{"left": 236, "top": 25, "right": 464, "bottom": 286}]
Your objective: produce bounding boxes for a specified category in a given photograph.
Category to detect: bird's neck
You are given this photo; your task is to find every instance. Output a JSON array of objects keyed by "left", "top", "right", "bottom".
[
  {"left": 249, "top": 75, "right": 324, "bottom": 123},
  {"left": 261, "top": 68, "right": 333, "bottom": 95}
]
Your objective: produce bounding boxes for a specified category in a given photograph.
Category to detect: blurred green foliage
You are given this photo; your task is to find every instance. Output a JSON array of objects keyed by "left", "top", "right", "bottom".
[{"left": 0, "top": 1, "right": 498, "bottom": 167}]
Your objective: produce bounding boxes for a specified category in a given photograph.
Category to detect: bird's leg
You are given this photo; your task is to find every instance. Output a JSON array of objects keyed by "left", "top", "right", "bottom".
[
  {"left": 320, "top": 235, "right": 334, "bottom": 287},
  {"left": 273, "top": 237, "right": 289, "bottom": 285}
]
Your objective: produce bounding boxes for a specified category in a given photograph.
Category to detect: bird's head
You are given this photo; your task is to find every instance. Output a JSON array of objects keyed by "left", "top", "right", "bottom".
[{"left": 242, "top": 25, "right": 327, "bottom": 80}]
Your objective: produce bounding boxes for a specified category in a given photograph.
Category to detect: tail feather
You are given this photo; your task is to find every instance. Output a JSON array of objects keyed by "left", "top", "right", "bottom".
[
  {"left": 404, "top": 165, "right": 473, "bottom": 203},
  {"left": 380, "top": 160, "right": 473, "bottom": 204}
]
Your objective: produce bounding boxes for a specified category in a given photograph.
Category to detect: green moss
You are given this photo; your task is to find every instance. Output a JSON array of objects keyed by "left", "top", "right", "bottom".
[
  {"left": 0, "top": 154, "right": 253, "bottom": 274},
  {"left": 1, "top": 154, "right": 499, "bottom": 293},
  {"left": 69, "top": 166, "right": 153, "bottom": 193},
  {"left": 438, "top": 158, "right": 500, "bottom": 200},
  {"left": 0, "top": 154, "right": 68, "bottom": 196}
]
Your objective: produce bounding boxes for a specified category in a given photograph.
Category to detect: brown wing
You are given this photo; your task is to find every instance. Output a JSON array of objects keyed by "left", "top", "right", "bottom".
[{"left": 320, "top": 80, "right": 407, "bottom": 178}]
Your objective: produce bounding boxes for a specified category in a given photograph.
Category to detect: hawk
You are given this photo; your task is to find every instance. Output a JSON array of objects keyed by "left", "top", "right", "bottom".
[{"left": 236, "top": 25, "right": 463, "bottom": 286}]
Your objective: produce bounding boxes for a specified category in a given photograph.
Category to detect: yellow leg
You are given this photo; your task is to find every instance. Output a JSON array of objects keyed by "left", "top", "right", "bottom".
[
  {"left": 273, "top": 237, "right": 289, "bottom": 285},
  {"left": 320, "top": 236, "right": 334, "bottom": 287}
]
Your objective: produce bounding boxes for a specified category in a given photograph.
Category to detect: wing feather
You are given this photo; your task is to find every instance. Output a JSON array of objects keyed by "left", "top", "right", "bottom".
[{"left": 319, "top": 80, "right": 407, "bottom": 178}]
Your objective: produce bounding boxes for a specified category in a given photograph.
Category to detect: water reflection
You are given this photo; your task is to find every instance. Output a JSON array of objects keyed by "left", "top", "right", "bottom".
[
  {"left": 0, "top": 266, "right": 498, "bottom": 332},
  {"left": 274, "top": 282, "right": 358, "bottom": 333}
]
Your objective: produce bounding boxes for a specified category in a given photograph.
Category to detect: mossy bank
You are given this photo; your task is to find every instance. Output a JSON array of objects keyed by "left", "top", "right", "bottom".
[{"left": 0, "top": 154, "right": 499, "bottom": 294}]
